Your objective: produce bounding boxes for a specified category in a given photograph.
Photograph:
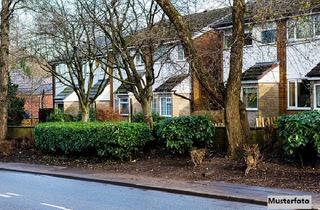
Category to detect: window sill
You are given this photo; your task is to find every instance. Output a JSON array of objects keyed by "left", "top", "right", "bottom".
[
  {"left": 246, "top": 108, "right": 258, "bottom": 111},
  {"left": 287, "top": 107, "right": 311, "bottom": 111}
]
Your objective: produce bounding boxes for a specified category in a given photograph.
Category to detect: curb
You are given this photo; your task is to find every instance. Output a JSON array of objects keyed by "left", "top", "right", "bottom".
[{"left": 0, "top": 167, "right": 267, "bottom": 206}]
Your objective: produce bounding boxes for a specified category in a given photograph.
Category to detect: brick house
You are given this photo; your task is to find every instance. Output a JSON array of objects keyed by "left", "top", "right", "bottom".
[
  {"left": 208, "top": 1, "right": 320, "bottom": 125},
  {"left": 10, "top": 69, "right": 53, "bottom": 124},
  {"left": 53, "top": 10, "right": 226, "bottom": 119}
]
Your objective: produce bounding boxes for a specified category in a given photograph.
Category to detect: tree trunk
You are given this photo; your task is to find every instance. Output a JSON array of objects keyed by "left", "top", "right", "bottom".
[
  {"left": 224, "top": 0, "right": 249, "bottom": 159},
  {"left": 81, "top": 104, "right": 90, "bottom": 122},
  {"left": 141, "top": 98, "right": 153, "bottom": 129},
  {"left": 0, "top": 0, "right": 10, "bottom": 141}
]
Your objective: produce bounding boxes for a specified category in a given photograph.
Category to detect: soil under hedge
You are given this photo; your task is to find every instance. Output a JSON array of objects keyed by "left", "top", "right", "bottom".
[{"left": 1, "top": 149, "right": 319, "bottom": 193}]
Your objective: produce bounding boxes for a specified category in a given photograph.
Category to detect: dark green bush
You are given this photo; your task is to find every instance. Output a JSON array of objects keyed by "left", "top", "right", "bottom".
[
  {"left": 35, "top": 122, "right": 153, "bottom": 159},
  {"left": 278, "top": 111, "right": 320, "bottom": 163},
  {"left": 156, "top": 116, "right": 215, "bottom": 154},
  {"left": 8, "top": 80, "right": 26, "bottom": 125},
  {"left": 132, "top": 112, "right": 165, "bottom": 123}
]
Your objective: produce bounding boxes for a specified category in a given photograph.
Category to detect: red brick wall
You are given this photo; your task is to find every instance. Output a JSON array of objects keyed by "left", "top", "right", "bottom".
[{"left": 20, "top": 94, "right": 53, "bottom": 119}]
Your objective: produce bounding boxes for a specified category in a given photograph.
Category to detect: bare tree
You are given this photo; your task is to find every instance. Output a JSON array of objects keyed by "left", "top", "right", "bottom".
[
  {"left": 81, "top": 0, "right": 183, "bottom": 128},
  {"left": 28, "top": 0, "right": 110, "bottom": 122},
  {"left": 155, "top": 0, "right": 250, "bottom": 158},
  {"left": 0, "top": 0, "right": 22, "bottom": 141}
]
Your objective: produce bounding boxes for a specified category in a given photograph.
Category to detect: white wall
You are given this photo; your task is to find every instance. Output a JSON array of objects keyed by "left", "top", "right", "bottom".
[{"left": 223, "top": 25, "right": 320, "bottom": 82}]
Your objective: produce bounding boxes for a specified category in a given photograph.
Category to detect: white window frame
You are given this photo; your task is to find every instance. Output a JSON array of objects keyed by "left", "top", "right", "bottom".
[
  {"left": 116, "top": 95, "right": 130, "bottom": 116},
  {"left": 313, "top": 84, "right": 320, "bottom": 109},
  {"left": 287, "top": 79, "right": 311, "bottom": 110},
  {"left": 159, "top": 96, "right": 172, "bottom": 117},
  {"left": 241, "top": 86, "right": 259, "bottom": 111}
]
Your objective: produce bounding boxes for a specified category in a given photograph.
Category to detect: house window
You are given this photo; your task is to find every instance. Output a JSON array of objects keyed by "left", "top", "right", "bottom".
[
  {"left": 160, "top": 96, "right": 172, "bottom": 117},
  {"left": 314, "top": 85, "right": 320, "bottom": 108},
  {"left": 152, "top": 97, "right": 158, "bottom": 113},
  {"left": 288, "top": 80, "right": 311, "bottom": 109},
  {"left": 135, "top": 53, "right": 143, "bottom": 65},
  {"left": 244, "top": 33, "right": 253, "bottom": 46},
  {"left": 261, "top": 24, "right": 277, "bottom": 44},
  {"left": 242, "top": 87, "right": 258, "bottom": 110},
  {"left": 56, "top": 103, "right": 64, "bottom": 112},
  {"left": 116, "top": 96, "right": 129, "bottom": 116},
  {"left": 224, "top": 34, "right": 232, "bottom": 48},
  {"left": 288, "top": 15, "right": 319, "bottom": 41},
  {"left": 315, "top": 15, "right": 320, "bottom": 36},
  {"left": 177, "top": 45, "right": 185, "bottom": 60},
  {"left": 154, "top": 46, "right": 167, "bottom": 62}
]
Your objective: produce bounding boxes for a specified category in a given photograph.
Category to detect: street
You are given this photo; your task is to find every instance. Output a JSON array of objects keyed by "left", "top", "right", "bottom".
[{"left": 0, "top": 171, "right": 266, "bottom": 210}]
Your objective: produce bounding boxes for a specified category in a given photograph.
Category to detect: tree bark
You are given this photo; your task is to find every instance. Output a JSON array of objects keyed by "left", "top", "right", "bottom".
[
  {"left": 81, "top": 104, "right": 90, "bottom": 122},
  {"left": 224, "top": 0, "right": 249, "bottom": 159},
  {"left": 141, "top": 97, "right": 153, "bottom": 129},
  {"left": 0, "top": 0, "right": 10, "bottom": 141}
]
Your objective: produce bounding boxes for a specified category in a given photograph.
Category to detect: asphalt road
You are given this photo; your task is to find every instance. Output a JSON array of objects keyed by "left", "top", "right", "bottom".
[{"left": 0, "top": 171, "right": 266, "bottom": 210}]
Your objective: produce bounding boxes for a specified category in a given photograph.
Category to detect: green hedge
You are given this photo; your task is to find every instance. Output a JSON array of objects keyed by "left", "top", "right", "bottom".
[
  {"left": 35, "top": 122, "right": 153, "bottom": 159},
  {"left": 278, "top": 111, "right": 320, "bottom": 162},
  {"left": 132, "top": 112, "right": 165, "bottom": 123},
  {"left": 156, "top": 116, "right": 215, "bottom": 154}
]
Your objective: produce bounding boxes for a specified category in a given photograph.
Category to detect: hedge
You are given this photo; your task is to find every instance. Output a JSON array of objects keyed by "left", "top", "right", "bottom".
[
  {"left": 35, "top": 122, "right": 153, "bottom": 159},
  {"left": 278, "top": 111, "right": 320, "bottom": 163},
  {"left": 156, "top": 116, "right": 215, "bottom": 154}
]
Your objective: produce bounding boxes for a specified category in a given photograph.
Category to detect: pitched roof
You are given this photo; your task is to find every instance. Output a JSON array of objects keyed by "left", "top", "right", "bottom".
[
  {"left": 242, "top": 62, "right": 278, "bottom": 81},
  {"left": 154, "top": 74, "right": 188, "bottom": 92},
  {"left": 10, "top": 69, "right": 52, "bottom": 95},
  {"left": 89, "top": 79, "right": 109, "bottom": 100},
  {"left": 55, "top": 87, "right": 73, "bottom": 100},
  {"left": 211, "top": 0, "right": 320, "bottom": 28},
  {"left": 115, "top": 71, "right": 145, "bottom": 94},
  {"left": 306, "top": 62, "right": 320, "bottom": 77}
]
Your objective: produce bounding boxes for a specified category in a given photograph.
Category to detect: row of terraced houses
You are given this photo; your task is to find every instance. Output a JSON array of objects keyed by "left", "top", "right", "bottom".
[{"left": 52, "top": 1, "right": 320, "bottom": 126}]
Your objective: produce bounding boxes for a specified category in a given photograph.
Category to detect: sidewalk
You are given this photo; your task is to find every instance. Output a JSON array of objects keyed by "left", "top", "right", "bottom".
[{"left": 0, "top": 162, "right": 319, "bottom": 209}]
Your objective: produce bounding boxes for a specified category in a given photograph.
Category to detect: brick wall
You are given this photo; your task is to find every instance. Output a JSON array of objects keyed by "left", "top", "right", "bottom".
[
  {"left": 64, "top": 102, "right": 80, "bottom": 116},
  {"left": 192, "top": 31, "right": 224, "bottom": 111},
  {"left": 20, "top": 94, "right": 53, "bottom": 119},
  {"left": 172, "top": 93, "right": 191, "bottom": 116},
  {"left": 258, "top": 83, "right": 279, "bottom": 118}
]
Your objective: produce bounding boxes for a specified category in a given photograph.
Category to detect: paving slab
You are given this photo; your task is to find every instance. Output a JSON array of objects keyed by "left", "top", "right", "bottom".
[{"left": 0, "top": 162, "right": 319, "bottom": 209}]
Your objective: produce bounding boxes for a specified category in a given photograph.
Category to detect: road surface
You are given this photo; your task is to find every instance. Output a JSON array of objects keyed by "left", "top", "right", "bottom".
[{"left": 0, "top": 171, "right": 266, "bottom": 210}]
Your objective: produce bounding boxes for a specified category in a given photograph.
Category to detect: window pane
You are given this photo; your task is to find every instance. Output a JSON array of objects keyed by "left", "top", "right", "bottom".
[
  {"left": 119, "top": 103, "right": 129, "bottom": 115},
  {"left": 243, "top": 87, "right": 258, "bottom": 109},
  {"left": 315, "top": 15, "right": 320, "bottom": 36},
  {"left": 160, "top": 98, "right": 167, "bottom": 116},
  {"left": 316, "top": 86, "right": 320, "bottom": 108},
  {"left": 244, "top": 33, "right": 253, "bottom": 46},
  {"left": 297, "top": 80, "right": 310, "bottom": 107},
  {"left": 287, "top": 21, "right": 295, "bottom": 40},
  {"left": 152, "top": 97, "right": 158, "bottom": 113},
  {"left": 261, "top": 29, "right": 277, "bottom": 44},
  {"left": 119, "top": 97, "right": 129, "bottom": 115},
  {"left": 289, "top": 81, "right": 296, "bottom": 107},
  {"left": 160, "top": 97, "right": 172, "bottom": 116},
  {"left": 224, "top": 35, "right": 232, "bottom": 48},
  {"left": 296, "top": 17, "right": 313, "bottom": 39},
  {"left": 178, "top": 45, "right": 185, "bottom": 60}
]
